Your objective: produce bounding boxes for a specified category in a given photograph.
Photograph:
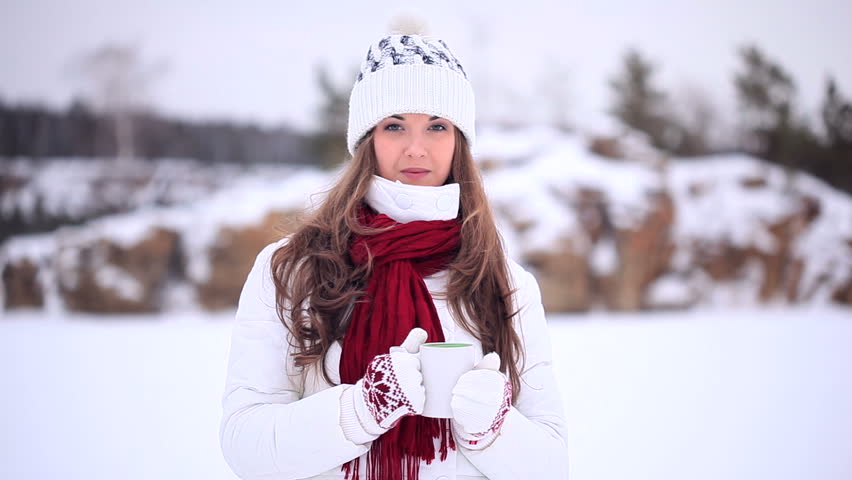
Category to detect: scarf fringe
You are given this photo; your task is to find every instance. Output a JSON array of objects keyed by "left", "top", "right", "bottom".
[{"left": 342, "top": 417, "right": 456, "bottom": 480}]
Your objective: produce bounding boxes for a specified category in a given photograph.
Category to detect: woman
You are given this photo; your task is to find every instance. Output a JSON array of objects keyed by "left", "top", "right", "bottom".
[{"left": 220, "top": 32, "right": 569, "bottom": 480}]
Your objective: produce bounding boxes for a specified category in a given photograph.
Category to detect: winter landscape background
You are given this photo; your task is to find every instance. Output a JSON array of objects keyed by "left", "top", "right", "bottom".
[{"left": 1, "top": 1, "right": 851, "bottom": 479}]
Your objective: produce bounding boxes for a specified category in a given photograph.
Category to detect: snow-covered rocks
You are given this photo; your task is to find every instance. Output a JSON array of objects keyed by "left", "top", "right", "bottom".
[
  {"left": 1, "top": 168, "right": 326, "bottom": 313},
  {"left": 57, "top": 227, "right": 179, "bottom": 313},
  {"left": 482, "top": 126, "right": 851, "bottom": 311},
  {"left": 1, "top": 126, "right": 850, "bottom": 313}
]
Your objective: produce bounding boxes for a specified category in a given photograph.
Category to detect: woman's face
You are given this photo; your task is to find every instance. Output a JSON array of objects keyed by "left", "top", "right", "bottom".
[{"left": 372, "top": 113, "right": 456, "bottom": 186}]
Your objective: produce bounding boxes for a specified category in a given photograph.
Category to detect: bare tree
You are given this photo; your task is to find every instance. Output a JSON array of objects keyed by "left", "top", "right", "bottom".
[
  {"left": 537, "top": 61, "right": 574, "bottom": 131},
  {"left": 669, "top": 84, "right": 723, "bottom": 155},
  {"left": 465, "top": 15, "right": 498, "bottom": 126},
  {"left": 70, "top": 44, "right": 166, "bottom": 160}
]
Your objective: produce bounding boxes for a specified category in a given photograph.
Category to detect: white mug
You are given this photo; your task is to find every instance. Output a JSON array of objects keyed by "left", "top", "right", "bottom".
[{"left": 419, "top": 342, "right": 475, "bottom": 418}]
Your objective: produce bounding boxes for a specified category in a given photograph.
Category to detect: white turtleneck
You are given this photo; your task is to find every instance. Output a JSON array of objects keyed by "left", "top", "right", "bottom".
[{"left": 364, "top": 175, "right": 460, "bottom": 223}]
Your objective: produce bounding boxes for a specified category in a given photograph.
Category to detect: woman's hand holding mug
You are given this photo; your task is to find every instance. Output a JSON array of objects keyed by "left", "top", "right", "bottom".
[
  {"left": 352, "top": 328, "right": 428, "bottom": 434},
  {"left": 450, "top": 352, "right": 513, "bottom": 450}
]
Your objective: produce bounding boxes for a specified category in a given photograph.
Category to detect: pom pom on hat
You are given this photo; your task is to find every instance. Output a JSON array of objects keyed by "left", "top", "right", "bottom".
[{"left": 387, "top": 13, "right": 429, "bottom": 36}]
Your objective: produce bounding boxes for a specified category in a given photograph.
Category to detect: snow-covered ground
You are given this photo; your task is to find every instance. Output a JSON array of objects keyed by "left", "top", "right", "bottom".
[{"left": 1, "top": 307, "right": 849, "bottom": 479}]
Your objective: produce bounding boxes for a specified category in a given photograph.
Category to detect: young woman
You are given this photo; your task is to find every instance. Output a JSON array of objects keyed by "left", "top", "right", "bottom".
[{"left": 220, "top": 33, "right": 569, "bottom": 480}]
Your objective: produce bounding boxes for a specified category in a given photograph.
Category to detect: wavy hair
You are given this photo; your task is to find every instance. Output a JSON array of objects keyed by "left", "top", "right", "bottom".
[{"left": 271, "top": 129, "right": 523, "bottom": 401}]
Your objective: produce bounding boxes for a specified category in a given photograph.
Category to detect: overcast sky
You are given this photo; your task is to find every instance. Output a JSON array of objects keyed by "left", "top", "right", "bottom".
[{"left": 2, "top": 0, "right": 850, "bottom": 133}]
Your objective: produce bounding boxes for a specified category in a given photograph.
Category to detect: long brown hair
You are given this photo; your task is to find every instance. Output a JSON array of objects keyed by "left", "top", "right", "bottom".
[{"left": 271, "top": 129, "right": 524, "bottom": 401}]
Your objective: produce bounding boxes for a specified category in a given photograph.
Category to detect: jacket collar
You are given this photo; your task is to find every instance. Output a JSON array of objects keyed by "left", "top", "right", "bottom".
[{"left": 364, "top": 175, "right": 460, "bottom": 223}]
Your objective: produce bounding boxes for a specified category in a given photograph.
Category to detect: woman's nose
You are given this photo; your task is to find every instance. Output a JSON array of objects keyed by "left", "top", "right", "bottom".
[{"left": 403, "top": 132, "right": 427, "bottom": 158}]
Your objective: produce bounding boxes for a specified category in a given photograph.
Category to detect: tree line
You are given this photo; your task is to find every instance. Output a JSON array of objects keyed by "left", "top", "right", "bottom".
[
  {"left": 609, "top": 45, "right": 852, "bottom": 193},
  {"left": 0, "top": 98, "right": 309, "bottom": 164}
]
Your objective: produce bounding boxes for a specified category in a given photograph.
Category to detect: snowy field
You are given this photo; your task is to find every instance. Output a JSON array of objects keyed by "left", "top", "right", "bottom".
[{"left": 1, "top": 307, "right": 850, "bottom": 480}]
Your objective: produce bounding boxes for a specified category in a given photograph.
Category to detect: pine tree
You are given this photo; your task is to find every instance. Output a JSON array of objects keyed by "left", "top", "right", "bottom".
[
  {"left": 609, "top": 49, "right": 673, "bottom": 150},
  {"left": 822, "top": 77, "right": 852, "bottom": 150},
  {"left": 818, "top": 77, "right": 852, "bottom": 191},
  {"left": 307, "top": 65, "right": 351, "bottom": 168},
  {"left": 734, "top": 46, "right": 852, "bottom": 193},
  {"left": 734, "top": 45, "right": 800, "bottom": 169}
]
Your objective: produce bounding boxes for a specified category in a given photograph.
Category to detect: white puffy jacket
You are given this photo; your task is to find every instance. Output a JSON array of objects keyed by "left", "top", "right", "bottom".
[{"left": 219, "top": 177, "right": 569, "bottom": 479}]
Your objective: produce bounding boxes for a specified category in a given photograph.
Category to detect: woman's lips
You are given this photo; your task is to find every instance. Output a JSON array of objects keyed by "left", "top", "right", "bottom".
[{"left": 401, "top": 168, "right": 430, "bottom": 179}]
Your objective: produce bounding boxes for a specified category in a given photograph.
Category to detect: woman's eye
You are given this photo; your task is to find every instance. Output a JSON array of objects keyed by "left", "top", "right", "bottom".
[
  {"left": 430, "top": 123, "right": 448, "bottom": 131},
  {"left": 384, "top": 123, "right": 403, "bottom": 131}
]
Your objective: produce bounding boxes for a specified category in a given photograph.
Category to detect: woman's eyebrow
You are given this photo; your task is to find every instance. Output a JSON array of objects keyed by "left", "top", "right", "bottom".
[{"left": 388, "top": 115, "right": 443, "bottom": 121}]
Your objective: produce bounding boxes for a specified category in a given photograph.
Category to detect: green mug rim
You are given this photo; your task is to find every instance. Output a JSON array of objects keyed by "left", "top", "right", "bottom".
[{"left": 422, "top": 342, "right": 472, "bottom": 348}]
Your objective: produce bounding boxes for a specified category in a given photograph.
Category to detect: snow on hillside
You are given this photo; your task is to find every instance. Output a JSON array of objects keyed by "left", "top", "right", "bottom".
[
  {"left": 477, "top": 126, "right": 851, "bottom": 307},
  {"left": 668, "top": 154, "right": 797, "bottom": 249},
  {"left": 0, "top": 157, "right": 298, "bottom": 226},
  {"left": 476, "top": 125, "right": 662, "bottom": 256},
  {"left": 0, "top": 307, "right": 849, "bottom": 479},
  {"left": 789, "top": 174, "right": 852, "bottom": 302},
  {"left": 667, "top": 153, "right": 852, "bottom": 303},
  {"left": 1, "top": 168, "right": 333, "bottom": 289}
]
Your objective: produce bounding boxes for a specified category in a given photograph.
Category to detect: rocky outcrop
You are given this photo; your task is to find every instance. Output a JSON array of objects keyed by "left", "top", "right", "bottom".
[
  {"left": 833, "top": 277, "right": 852, "bottom": 304},
  {"left": 1, "top": 205, "right": 302, "bottom": 314},
  {"left": 604, "top": 192, "right": 676, "bottom": 311},
  {"left": 57, "top": 227, "right": 180, "bottom": 313},
  {"left": 689, "top": 195, "right": 821, "bottom": 304},
  {"left": 589, "top": 136, "right": 623, "bottom": 159},
  {"left": 521, "top": 190, "right": 679, "bottom": 311},
  {"left": 194, "top": 210, "right": 297, "bottom": 310},
  {"left": 525, "top": 238, "right": 591, "bottom": 312},
  {"left": 2, "top": 258, "right": 44, "bottom": 309}
]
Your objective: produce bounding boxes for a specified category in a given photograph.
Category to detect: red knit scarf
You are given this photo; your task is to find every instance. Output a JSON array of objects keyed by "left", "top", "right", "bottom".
[{"left": 341, "top": 205, "right": 461, "bottom": 480}]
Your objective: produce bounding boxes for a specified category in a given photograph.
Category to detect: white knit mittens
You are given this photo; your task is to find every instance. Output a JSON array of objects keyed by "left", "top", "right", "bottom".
[
  {"left": 353, "top": 328, "right": 427, "bottom": 434},
  {"left": 450, "top": 352, "right": 513, "bottom": 450}
]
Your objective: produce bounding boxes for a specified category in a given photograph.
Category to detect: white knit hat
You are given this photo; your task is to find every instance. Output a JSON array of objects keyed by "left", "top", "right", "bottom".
[{"left": 347, "top": 34, "right": 476, "bottom": 156}]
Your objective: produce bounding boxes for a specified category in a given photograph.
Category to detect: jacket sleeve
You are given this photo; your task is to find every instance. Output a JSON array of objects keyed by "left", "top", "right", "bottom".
[
  {"left": 219, "top": 241, "right": 370, "bottom": 479},
  {"left": 459, "top": 265, "right": 570, "bottom": 479}
]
